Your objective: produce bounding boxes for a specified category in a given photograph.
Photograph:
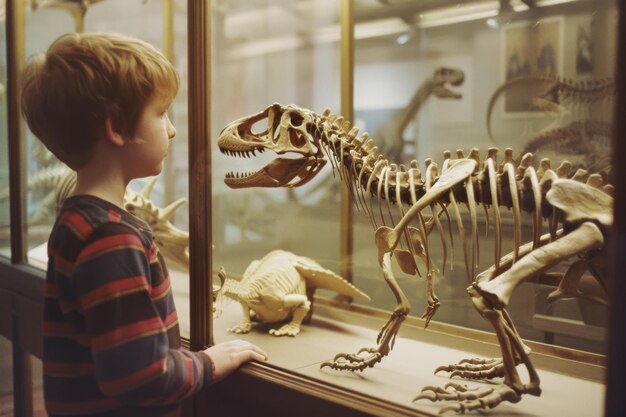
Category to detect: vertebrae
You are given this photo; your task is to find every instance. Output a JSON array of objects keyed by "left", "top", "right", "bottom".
[
  {"left": 314, "top": 108, "right": 612, "bottom": 280},
  {"left": 318, "top": 108, "right": 611, "bottom": 214}
]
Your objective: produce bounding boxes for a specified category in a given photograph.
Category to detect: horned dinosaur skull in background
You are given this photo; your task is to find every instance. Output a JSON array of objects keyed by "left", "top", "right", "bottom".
[
  {"left": 218, "top": 103, "right": 327, "bottom": 189},
  {"left": 125, "top": 178, "right": 190, "bottom": 272},
  {"left": 54, "top": 170, "right": 190, "bottom": 272}
]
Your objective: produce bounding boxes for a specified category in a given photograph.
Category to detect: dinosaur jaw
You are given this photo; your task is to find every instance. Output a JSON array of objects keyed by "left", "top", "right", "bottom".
[
  {"left": 218, "top": 103, "right": 327, "bottom": 188},
  {"left": 432, "top": 81, "right": 463, "bottom": 99},
  {"left": 431, "top": 67, "right": 465, "bottom": 99},
  {"left": 224, "top": 156, "right": 326, "bottom": 188}
]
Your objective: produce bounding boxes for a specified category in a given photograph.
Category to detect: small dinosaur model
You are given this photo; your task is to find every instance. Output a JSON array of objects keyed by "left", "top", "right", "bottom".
[
  {"left": 217, "top": 103, "right": 612, "bottom": 413},
  {"left": 218, "top": 249, "right": 370, "bottom": 337}
]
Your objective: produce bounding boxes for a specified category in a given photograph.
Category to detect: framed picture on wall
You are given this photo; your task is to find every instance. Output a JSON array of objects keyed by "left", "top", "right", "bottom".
[{"left": 501, "top": 17, "right": 564, "bottom": 115}]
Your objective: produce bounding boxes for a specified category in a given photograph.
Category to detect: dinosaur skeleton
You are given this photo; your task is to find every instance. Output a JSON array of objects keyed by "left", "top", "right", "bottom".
[
  {"left": 486, "top": 75, "right": 615, "bottom": 143},
  {"left": 218, "top": 249, "right": 370, "bottom": 337},
  {"left": 0, "top": 162, "right": 70, "bottom": 225},
  {"left": 301, "top": 66, "right": 463, "bottom": 204},
  {"left": 521, "top": 120, "right": 612, "bottom": 174},
  {"left": 217, "top": 103, "right": 612, "bottom": 413}
]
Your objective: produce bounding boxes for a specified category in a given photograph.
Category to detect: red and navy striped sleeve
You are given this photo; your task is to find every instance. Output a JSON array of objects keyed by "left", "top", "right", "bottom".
[{"left": 43, "top": 196, "right": 212, "bottom": 416}]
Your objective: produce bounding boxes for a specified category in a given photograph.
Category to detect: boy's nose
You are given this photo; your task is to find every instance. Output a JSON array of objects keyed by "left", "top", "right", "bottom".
[{"left": 167, "top": 116, "right": 176, "bottom": 139}]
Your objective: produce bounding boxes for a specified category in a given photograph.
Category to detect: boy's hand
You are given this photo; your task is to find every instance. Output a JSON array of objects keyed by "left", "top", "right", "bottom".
[{"left": 202, "top": 339, "right": 267, "bottom": 383}]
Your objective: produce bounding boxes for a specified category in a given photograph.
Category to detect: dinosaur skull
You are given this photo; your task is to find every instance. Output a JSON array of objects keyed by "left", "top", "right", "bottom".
[
  {"left": 217, "top": 103, "right": 327, "bottom": 188},
  {"left": 124, "top": 178, "right": 190, "bottom": 272},
  {"left": 431, "top": 66, "right": 464, "bottom": 99}
]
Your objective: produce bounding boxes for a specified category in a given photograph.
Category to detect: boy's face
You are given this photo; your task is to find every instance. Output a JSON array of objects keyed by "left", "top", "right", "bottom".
[{"left": 124, "top": 95, "right": 176, "bottom": 179}]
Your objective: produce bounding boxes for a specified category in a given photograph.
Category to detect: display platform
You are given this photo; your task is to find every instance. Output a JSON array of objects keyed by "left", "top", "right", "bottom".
[{"left": 211, "top": 298, "right": 604, "bottom": 417}]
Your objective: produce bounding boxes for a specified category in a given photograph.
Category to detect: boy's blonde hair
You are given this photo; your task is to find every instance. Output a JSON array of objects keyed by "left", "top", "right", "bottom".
[{"left": 21, "top": 32, "right": 179, "bottom": 170}]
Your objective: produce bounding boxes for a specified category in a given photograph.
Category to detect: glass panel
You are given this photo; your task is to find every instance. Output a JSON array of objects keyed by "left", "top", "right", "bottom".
[
  {"left": 23, "top": 3, "right": 74, "bottom": 266},
  {"left": 0, "top": 0, "right": 10, "bottom": 258},
  {"left": 22, "top": 0, "right": 191, "bottom": 337},
  {"left": 211, "top": 0, "right": 341, "bottom": 337},
  {"left": 352, "top": 0, "right": 615, "bottom": 355},
  {"left": 209, "top": 1, "right": 611, "bottom": 414}
]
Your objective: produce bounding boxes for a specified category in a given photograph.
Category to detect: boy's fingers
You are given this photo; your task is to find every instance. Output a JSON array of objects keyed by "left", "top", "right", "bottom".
[
  {"left": 250, "top": 345, "right": 268, "bottom": 359},
  {"left": 235, "top": 348, "right": 267, "bottom": 363},
  {"left": 234, "top": 341, "right": 267, "bottom": 359},
  {"left": 241, "top": 344, "right": 267, "bottom": 360}
]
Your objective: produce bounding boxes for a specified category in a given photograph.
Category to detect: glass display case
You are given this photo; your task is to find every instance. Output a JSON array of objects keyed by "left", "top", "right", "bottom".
[
  {"left": 1, "top": 0, "right": 622, "bottom": 416},
  {"left": 209, "top": 0, "right": 615, "bottom": 415}
]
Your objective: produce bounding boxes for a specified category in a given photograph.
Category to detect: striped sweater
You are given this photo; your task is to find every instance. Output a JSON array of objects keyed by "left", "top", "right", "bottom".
[{"left": 42, "top": 195, "right": 212, "bottom": 417}]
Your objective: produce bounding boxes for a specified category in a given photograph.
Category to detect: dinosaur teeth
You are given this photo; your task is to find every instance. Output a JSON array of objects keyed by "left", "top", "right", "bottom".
[
  {"left": 220, "top": 147, "right": 267, "bottom": 157},
  {"left": 226, "top": 171, "right": 256, "bottom": 179}
]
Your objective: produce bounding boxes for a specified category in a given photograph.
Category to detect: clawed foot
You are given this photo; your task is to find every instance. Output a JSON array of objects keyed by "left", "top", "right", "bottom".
[
  {"left": 227, "top": 321, "right": 252, "bottom": 334},
  {"left": 414, "top": 381, "right": 521, "bottom": 414},
  {"left": 269, "top": 323, "right": 300, "bottom": 337},
  {"left": 435, "top": 357, "right": 505, "bottom": 380},
  {"left": 421, "top": 300, "right": 440, "bottom": 328},
  {"left": 320, "top": 347, "right": 383, "bottom": 371}
]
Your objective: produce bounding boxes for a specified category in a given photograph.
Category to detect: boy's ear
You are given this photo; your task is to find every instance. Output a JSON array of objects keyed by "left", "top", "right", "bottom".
[{"left": 104, "top": 116, "right": 126, "bottom": 147}]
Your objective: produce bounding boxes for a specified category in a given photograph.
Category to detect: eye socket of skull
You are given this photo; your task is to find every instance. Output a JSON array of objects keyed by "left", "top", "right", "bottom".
[{"left": 289, "top": 112, "right": 304, "bottom": 127}]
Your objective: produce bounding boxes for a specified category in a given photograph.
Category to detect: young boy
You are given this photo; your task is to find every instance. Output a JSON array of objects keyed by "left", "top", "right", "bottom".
[{"left": 21, "top": 32, "right": 267, "bottom": 417}]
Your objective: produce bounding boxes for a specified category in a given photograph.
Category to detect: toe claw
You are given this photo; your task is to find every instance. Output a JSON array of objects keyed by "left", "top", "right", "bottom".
[
  {"left": 413, "top": 392, "right": 437, "bottom": 402},
  {"left": 444, "top": 382, "right": 467, "bottom": 392},
  {"left": 434, "top": 365, "right": 450, "bottom": 375},
  {"left": 450, "top": 370, "right": 464, "bottom": 379}
]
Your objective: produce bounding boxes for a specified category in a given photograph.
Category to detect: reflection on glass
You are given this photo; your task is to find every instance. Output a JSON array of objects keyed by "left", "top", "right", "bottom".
[{"left": 352, "top": 0, "right": 615, "bottom": 355}]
